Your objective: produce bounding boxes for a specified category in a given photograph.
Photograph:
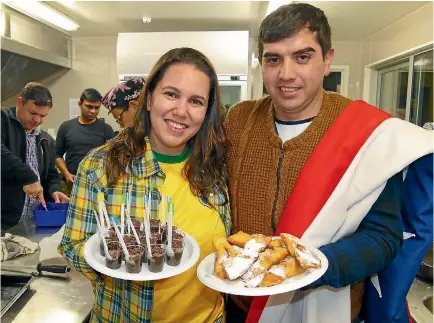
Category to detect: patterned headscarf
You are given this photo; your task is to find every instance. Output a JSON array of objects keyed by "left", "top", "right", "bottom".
[{"left": 102, "top": 77, "right": 145, "bottom": 113}]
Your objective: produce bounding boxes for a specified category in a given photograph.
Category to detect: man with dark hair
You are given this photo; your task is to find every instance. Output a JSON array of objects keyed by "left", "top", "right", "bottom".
[
  {"left": 225, "top": 3, "right": 432, "bottom": 323},
  {"left": 1, "top": 82, "right": 69, "bottom": 230},
  {"left": 55, "top": 88, "right": 115, "bottom": 196}
]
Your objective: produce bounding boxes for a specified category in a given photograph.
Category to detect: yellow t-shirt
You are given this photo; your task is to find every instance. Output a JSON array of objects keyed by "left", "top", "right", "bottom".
[{"left": 152, "top": 151, "right": 226, "bottom": 323}]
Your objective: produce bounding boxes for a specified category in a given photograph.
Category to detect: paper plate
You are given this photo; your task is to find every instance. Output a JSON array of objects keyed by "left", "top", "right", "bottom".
[
  {"left": 197, "top": 245, "right": 328, "bottom": 296},
  {"left": 84, "top": 231, "right": 200, "bottom": 281}
]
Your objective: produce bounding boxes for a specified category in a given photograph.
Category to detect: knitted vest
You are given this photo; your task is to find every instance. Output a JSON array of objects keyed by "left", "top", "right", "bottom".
[
  {"left": 226, "top": 91, "right": 352, "bottom": 235},
  {"left": 225, "top": 91, "right": 365, "bottom": 319}
]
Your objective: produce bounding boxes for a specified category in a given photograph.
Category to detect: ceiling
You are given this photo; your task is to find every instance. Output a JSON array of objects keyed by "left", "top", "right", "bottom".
[{"left": 45, "top": 1, "right": 429, "bottom": 41}]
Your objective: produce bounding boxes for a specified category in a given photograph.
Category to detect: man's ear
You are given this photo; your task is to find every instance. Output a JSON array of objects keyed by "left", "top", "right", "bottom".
[
  {"left": 78, "top": 100, "right": 83, "bottom": 107},
  {"left": 324, "top": 48, "right": 335, "bottom": 77},
  {"left": 16, "top": 97, "right": 23, "bottom": 107},
  {"left": 258, "top": 56, "right": 263, "bottom": 66}
]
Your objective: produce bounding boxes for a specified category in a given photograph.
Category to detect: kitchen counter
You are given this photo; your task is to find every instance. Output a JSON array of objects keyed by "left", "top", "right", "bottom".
[
  {"left": 1, "top": 219, "right": 94, "bottom": 323},
  {"left": 408, "top": 277, "right": 433, "bottom": 323}
]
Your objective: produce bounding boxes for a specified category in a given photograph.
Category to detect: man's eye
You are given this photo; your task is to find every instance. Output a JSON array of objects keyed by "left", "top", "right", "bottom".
[
  {"left": 297, "top": 55, "right": 310, "bottom": 63},
  {"left": 267, "top": 57, "right": 280, "bottom": 65}
]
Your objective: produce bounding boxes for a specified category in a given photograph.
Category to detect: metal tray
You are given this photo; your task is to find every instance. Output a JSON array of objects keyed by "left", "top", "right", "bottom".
[{"left": 1, "top": 274, "right": 34, "bottom": 317}]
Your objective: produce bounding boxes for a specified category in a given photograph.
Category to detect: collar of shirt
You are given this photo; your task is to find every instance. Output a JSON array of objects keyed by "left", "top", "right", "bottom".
[
  {"left": 27, "top": 126, "right": 41, "bottom": 137},
  {"left": 124, "top": 136, "right": 164, "bottom": 179}
]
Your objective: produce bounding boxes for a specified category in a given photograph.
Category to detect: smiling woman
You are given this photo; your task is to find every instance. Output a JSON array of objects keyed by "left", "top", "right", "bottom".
[{"left": 58, "top": 47, "right": 231, "bottom": 323}]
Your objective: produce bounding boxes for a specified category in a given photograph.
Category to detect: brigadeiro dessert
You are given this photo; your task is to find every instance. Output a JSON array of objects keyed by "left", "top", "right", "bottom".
[
  {"left": 105, "top": 241, "right": 122, "bottom": 269},
  {"left": 147, "top": 244, "right": 165, "bottom": 273},
  {"left": 131, "top": 218, "right": 142, "bottom": 231},
  {"left": 125, "top": 245, "right": 145, "bottom": 274},
  {"left": 166, "top": 239, "right": 184, "bottom": 266},
  {"left": 99, "top": 231, "right": 117, "bottom": 256},
  {"left": 123, "top": 234, "right": 137, "bottom": 246},
  {"left": 172, "top": 229, "right": 185, "bottom": 242},
  {"left": 150, "top": 219, "right": 161, "bottom": 233}
]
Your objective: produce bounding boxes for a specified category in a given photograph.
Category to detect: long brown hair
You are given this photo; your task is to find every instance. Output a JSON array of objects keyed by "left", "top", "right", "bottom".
[{"left": 104, "top": 47, "right": 228, "bottom": 204}]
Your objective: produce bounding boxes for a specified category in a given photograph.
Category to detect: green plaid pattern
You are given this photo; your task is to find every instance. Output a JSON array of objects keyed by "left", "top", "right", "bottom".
[{"left": 58, "top": 137, "right": 231, "bottom": 323}]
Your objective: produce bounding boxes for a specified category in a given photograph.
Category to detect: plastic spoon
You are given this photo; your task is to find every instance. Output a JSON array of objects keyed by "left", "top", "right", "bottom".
[
  {"left": 109, "top": 215, "right": 130, "bottom": 261},
  {"left": 142, "top": 197, "right": 153, "bottom": 259},
  {"left": 93, "top": 210, "right": 112, "bottom": 260},
  {"left": 124, "top": 203, "right": 141, "bottom": 245},
  {"left": 166, "top": 196, "right": 174, "bottom": 257}
]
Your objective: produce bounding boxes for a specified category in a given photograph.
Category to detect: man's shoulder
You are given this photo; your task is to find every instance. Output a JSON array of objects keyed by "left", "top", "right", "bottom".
[
  {"left": 227, "top": 96, "right": 272, "bottom": 122},
  {"left": 59, "top": 118, "right": 75, "bottom": 129},
  {"left": 1, "top": 106, "right": 15, "bottom": 120}
]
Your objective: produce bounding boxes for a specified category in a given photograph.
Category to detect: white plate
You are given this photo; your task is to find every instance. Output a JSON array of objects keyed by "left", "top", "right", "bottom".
[
  {"left": 84, "top": 232, "right": 200, "bottom": 281},
  {"left": 197, "top": 246, "right": 328, "bottom": 296}
]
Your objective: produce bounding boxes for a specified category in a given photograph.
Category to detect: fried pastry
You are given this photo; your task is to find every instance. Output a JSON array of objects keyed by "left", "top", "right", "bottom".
[
  {"left": 243, "top": 234, "right": 271, "bottom": 257},
  {"left": 280, "top": 233, "right": 321, "bottom": 269},
  {"left": 242, "top": 247, "right": 289, "bottom": 288},
  {"left": 260, "top": 256, "right": 306, "bottom": 287},
  {"left": 221, "top": 234, "right": 270, "bottom": 280},
  {"left": 268, "top": 238, "right": 285, "bottom": 249},
  {"left": 213, "top": 234, "right": 238, "bottom": 279},
  {"left": 228, "top": 231, "right": 251, "bottom": 247}
]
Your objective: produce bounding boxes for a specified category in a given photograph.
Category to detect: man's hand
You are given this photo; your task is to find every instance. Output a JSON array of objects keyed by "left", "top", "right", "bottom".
[
  {"left": 23, "top": 181, "right": 46, "bottom": 208},
  {"left": 65, "top": 173, "right": 75, "bottom": 183},
  {"left": 52, "top": 191, "right": 70, "bottom": 203}
]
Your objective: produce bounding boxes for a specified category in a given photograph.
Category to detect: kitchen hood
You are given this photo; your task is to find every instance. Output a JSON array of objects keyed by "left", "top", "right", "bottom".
[{"left": 1, "top": 36, "right": 72, "bottom": 101}]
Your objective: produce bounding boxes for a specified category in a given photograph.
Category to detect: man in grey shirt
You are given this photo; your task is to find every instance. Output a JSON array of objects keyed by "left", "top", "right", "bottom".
[{"left": 55, "top": 88, "right": 115, "bottom": 196}]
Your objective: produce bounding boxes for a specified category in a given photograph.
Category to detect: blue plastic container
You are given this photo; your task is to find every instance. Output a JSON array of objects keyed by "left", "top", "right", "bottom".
[{"left": 34, "top": 202, "right": 69, "bottom": 227}]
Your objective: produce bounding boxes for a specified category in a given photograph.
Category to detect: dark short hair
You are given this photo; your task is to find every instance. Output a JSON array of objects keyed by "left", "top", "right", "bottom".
[
  {"left": 79, "top": 88, "right": 102, "bottom": 103},
  {"left": 258, "top": 3, "right": 332, "bottom": 59},
  {"left": 20, "top": 82, "right": 53, "bottom": 108}
]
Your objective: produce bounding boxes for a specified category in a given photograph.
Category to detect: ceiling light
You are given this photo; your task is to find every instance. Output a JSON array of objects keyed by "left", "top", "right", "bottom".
[
  {"left": 56, "top": 1, "right": 76, "bottom": 9},
  {"left": 4, "top": 1, "right": 79, "bottom": 31},
  {"left": 266, "top": 1, "right": 291, "bottom": 17}
]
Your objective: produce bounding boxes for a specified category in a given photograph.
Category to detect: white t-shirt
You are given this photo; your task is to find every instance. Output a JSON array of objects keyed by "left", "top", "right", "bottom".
[{"left": 275, "top": 117, "right": 314, "bottom": 142}]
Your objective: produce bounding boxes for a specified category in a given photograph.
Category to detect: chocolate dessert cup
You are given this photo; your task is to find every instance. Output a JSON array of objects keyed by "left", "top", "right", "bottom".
[
  {"left": 105, "top": 241, "right": 122, "bottom": 269},
  {"left": 125, "top": 245, "right": 145, "bottom": 274},
  {"left": 166, "top": 239, "right": 184, "bottom": 266},
  {"left": 147, "top": 244, "right": 165, "bottom": 273},
  {"left": 99, "top": 231, "right": 117, "bottom": 256}
]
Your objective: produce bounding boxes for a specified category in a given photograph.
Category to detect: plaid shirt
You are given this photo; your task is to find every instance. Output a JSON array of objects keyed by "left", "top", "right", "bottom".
[
  {"left": 58, "top": 137, "right": 231, "bottom": 323},
  {"left": 20, "top": 126, "right": 41, "bottom": 221}
]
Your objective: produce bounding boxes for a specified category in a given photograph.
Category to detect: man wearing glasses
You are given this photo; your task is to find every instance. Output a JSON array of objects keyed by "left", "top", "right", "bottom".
[
  {"left": 1, "top": 82, "right": 69, "bottom": 230},
  {"left": 102, "top": 77, "right": 145, "bottom": 128},
  {"left": 55, "top": 88, "right": 115, "bottom": 196}
]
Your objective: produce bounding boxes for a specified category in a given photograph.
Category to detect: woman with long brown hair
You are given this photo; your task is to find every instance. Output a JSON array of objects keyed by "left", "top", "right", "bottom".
[{"left": 59, "top": 47, "right": 231, "bottom": 323}]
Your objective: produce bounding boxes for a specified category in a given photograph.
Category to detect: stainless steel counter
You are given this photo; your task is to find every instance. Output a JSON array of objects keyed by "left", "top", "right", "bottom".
[
  {"left": 408, "top": 277, "right": 433, "bottom": 323},
  {"left": 1, "top": 219, "right": 94, "bottom": 323}
]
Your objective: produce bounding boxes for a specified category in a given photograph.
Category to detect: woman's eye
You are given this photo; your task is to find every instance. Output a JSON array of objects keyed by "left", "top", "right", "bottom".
[
  {"left": 191, "top": 99, "right": 204, "bottom": 106},
  {"left": 165, "top": 91, "right": 178, "bottom": 98}
]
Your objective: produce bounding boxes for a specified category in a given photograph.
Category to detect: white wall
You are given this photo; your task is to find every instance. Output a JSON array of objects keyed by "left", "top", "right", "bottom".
[
  {"left": 332, "top": 41, "right": 363, "bottom": 99},
  {"left": 361, "top": 2, "right": 433, "bottom": 96},
  {"left": 38, "top": 37, "right": 120, "bottom": 133},
  {"left": 117, "top": 31, "right": 249, "bottom": 77}
]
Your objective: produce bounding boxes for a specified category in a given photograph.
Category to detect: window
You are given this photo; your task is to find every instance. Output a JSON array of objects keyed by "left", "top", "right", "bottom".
[{"left": 376, "top": 48, "right": 433, "bottom": 126}]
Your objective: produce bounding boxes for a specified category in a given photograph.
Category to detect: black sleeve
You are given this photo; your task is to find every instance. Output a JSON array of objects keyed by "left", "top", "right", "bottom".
[
  {"left": 55, "top": 122, "right": 67, "bottom": 158},
  {"left": 1, "top": 110, "right": 38, "bottom": 185},
  {"left": 104, "top": 124, "right": 115, "bottom": 141},
  {"left": 44, "top": 134, "right": 62, "bottom": 197}
]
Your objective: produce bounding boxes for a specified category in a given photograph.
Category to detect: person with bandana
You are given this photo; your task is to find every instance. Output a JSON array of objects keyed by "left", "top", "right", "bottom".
[{"left": 102, "top": 77, "right": 145, "bottom": 128}]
